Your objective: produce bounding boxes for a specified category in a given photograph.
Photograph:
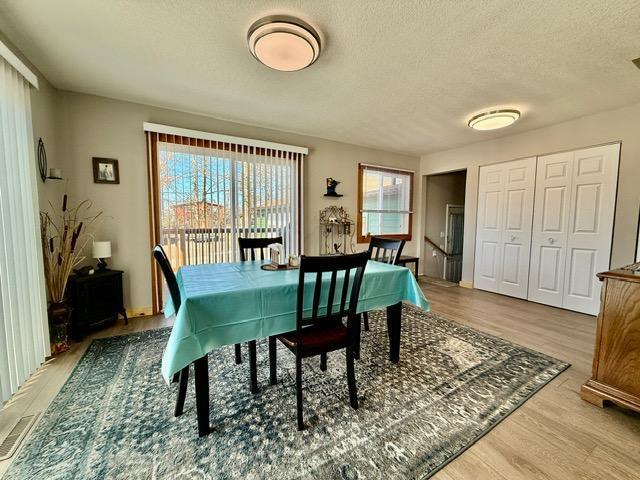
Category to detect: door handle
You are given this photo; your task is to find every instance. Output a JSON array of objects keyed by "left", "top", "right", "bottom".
[
  {"left": 510, "top": 235, "right": 517, "bottom": 242},
  {"left": 548, "top": 237, "right": 555, "bottom": 244}
]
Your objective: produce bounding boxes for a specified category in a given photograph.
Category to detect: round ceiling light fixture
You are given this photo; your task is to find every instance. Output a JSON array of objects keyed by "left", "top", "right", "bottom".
[
  {"left": 468, "top": 109, "right": 521, "bottom": 131},
  {"left": 247, "top": 16, "right": 321, "bottom": 72}
]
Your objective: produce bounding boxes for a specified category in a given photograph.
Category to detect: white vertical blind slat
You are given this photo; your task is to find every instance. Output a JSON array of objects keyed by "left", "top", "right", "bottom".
[
  {"left": 299, "top": 152, "right": 305, "bottom": 253},
  {"left": 287, "top": 152, "right": 293, "bottom": 254},
  {"left": 278, "top": 150, "right": 284, "bottom": 250},
  {"left": 250, "top": 146, "right": 256, "bottom": 240}
]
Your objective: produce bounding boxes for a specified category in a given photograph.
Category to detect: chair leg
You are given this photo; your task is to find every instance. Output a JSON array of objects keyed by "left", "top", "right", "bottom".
[
  {"left": 269, "top": 336, "right": 277, "bottom": 385},
  {"left": 171, "top": 372, "right": 180, "bottom": 383},
  {"left": 346, "top": 346, "right": 358, "bottom": 410},
  {"left": 234, "top": 343, "right": 242, "bottom": 364},
  {"left": 320, "top": 352, "right": 327, "bottom": 371},
  {"left": 354, "top": 314, "right": 361, "bottom": 361},
  {"left": 363, "top": 311, "right": 370, "bottom": 331},
  {"left": 174, "top": 366, "right": 189, "bottom": 417},
  {"left": 296, "top": 356, "right": 304, "bottom": 431},
  {"left": 249, "top": 340, "right": 258, "bottom": 394}
]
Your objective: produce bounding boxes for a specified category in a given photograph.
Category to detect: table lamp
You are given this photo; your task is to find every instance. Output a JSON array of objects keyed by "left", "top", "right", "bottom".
[{"left": 92, "top": 241, "right": 111, "bottom": 270}]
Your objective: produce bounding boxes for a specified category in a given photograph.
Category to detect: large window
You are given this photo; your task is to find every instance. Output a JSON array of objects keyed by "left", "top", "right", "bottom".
[
  {"left": 0, "top": 53, "right": 48, "bottom": 403},
  {"left": 357, "top": 164, "right": 413, "bottom": 243},
  {"left": 146, "top": 125, "right": 305, "bottom": 312}
]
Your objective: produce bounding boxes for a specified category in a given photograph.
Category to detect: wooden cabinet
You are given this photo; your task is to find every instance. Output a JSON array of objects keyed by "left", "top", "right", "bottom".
[
  {"left": 580, "top": 266, "right": 640, "bottom": 412},
  {"left": 66, "top": 269, "right": 127, "bottom": 339}
]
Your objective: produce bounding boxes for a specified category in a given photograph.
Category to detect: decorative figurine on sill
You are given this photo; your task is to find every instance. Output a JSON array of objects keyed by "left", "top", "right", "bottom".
[{"left": 324, "top": 178, "right": 343, "bottom": 197}]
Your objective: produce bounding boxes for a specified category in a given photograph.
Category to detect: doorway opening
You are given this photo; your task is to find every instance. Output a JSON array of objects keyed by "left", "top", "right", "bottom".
[{"left": 424, "top": 170, "right": 466, "bottom": 283}]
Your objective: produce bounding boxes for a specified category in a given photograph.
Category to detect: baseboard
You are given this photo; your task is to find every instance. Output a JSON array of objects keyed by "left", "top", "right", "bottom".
[
  {"left": 126, "top": 307, "right": 154, "bottom": 318},
  {"left": 458, "top": 281, "right": 473, "bottom": 289}
]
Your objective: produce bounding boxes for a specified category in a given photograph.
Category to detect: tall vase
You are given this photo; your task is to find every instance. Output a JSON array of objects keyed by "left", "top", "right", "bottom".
[{"left": 48, "top": 301, "right": 72, "bottom": 355}]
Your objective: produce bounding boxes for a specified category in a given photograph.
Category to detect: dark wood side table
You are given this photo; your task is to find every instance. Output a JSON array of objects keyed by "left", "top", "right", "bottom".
[
  {"left": 66, "top": 269, "right": 128, "bottom": 339},
  {"left": 398, "top": 255, "right": 419, "bottom": 277}
]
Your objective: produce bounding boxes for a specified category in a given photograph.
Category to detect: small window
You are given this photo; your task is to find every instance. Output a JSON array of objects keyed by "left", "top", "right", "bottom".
[{"left": 357, "top": 164, "right": 413, "bottom": 243}]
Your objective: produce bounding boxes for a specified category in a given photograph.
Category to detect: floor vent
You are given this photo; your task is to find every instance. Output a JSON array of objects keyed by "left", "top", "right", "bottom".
[{"left": 0, "top": 413, "right": 39, "bottom": 461}]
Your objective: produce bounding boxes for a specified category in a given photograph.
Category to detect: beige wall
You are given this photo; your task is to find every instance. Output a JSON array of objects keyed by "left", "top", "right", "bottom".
[
  {"left": 57, "top": 91, "right": 419, "bottom": 310},
  {"left": 419, "top": 102, "right": 640, "bottom": 285},
  {"left": 31, "top": 76, "right": 64, "bottom": 212},
  {"left": 423, "top": 171, "right": 466, "bottom": 278}
]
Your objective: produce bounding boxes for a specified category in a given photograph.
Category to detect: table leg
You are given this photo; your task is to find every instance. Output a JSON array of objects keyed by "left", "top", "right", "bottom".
[
  {"left": 249, "top": 340, "right": 258, "bottom": 394},
  {"left": 386, "top": 302, "right": 402, "bottom": 363},
  {"left": 415, "top": 258, "right": 419, "bottom": 278},
  {"left": 269, "top": 336, "right": 277, "bottom": 385},
  {"left": 194, "top": 354, "right": 210, "bottom": 437}
]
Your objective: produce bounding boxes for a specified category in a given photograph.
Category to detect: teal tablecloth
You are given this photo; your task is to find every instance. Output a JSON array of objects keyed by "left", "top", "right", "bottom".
[{"left": 161, "top": 260, "right": 429, "bottom": 382}]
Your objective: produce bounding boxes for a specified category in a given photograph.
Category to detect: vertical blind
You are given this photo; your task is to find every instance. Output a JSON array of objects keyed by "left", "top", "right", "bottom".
[
  {"left": 145, "top": 123, "right": 306, "bottom": 312},
  {"left": 0, "top": 56, "right": 48, "bottom": 403}
]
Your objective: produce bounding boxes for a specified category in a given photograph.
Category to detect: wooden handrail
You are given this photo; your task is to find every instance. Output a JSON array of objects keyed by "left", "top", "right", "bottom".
[{"left": 424, "top": 235, "right": 451, "bottom": 257}]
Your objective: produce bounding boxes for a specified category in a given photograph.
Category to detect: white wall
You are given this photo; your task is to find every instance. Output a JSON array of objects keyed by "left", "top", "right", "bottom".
[{"left": 420, "top": 103, "right": 640, "bottom": 285}]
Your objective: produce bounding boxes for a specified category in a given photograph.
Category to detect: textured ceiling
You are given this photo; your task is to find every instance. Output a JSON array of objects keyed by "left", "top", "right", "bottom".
[{"left": 1, "top": 0, "right": 639, "bottom": 156}]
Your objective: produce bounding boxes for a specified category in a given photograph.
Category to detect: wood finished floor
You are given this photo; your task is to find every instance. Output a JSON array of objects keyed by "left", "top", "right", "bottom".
[{"left": 1, "top": 283, "right": 639, "bottom": 479}]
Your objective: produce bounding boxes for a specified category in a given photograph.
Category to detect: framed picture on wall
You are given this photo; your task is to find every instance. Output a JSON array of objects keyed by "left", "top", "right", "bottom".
[{"left": 92, "top": 157, "right": 120, "bottom": 184}]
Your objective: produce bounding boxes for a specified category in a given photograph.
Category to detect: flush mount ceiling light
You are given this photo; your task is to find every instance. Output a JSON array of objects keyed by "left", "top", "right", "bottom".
[
  {"left": 468, "top": 109, "right": 521, "bottom": 131},
  {"left": 247, "top": 16, "right": 321, "bottom": 72}
]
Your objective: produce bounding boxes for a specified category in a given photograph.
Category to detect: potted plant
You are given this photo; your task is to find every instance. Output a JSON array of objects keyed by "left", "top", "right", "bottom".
[{"left": 40, "top": 193, "right": 102, "bottom": 354}]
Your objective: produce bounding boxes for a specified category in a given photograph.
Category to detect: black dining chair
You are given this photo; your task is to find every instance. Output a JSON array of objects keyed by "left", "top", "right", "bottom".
[
  {"left": 152, "top": 245, "right": 190, "bottom": 417},
  {"left": 236, "top": 236, "right": 283, "bottom": 369},
  {"left": 268, "top": 252, "right": 369, "bottom": 430},
  {"left": 363, "top": 236, "right": 406, "bottom": 331}
]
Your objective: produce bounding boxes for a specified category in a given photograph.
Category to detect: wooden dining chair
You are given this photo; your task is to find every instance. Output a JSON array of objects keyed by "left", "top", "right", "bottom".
[
  {"left": 152, "top": 245, "right": 190, "bottom": 417},
  {"left": 236, "top": 236, "right": 283, "bottom": 368},
  {"left": 268, "top": 252, "right": 369, "bottom": 430},
  {"left": 363, "top": 236, "right": 406, "bottom": 331}
]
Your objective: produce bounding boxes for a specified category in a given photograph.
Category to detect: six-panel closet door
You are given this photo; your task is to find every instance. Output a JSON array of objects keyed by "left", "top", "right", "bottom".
[
  {"left": 474, "top": 157, "right": 536, "bottom": 298},
  {"left": 527, "top": 151, "right": 573, "bottom": 308},
  {"left": 528, "top": 144, "right": 620, "bottom": 315}
]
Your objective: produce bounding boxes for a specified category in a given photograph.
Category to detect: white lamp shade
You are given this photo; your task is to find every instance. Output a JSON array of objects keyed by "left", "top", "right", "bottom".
[{"left": 92, "top": 241, "right": 111, "bottom": 259}]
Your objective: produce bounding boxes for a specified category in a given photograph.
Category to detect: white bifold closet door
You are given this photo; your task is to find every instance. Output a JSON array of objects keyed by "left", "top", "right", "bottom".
[
  {"left": 474, "top": 157, "right": 536, "bottom": 298},
  {"left": 528, "top": 144, "right": 620, "bottom": 315}
]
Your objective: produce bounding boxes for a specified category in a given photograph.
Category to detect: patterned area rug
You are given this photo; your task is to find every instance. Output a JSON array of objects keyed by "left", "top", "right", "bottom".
[{"left": 4, "top": 305, "right": 569, "bottom": 480}]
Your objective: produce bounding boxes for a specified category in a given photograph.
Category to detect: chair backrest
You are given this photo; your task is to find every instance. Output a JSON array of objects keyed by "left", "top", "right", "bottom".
[
  {"left": 296, "top": 252, "right": 369, "bottom": 335},
  {"left": 367, "top": 236, "right": 405, "bottom": 265},
  {"left": 153, "top": 245, "right": 181, "bottom": 311},
  {"left": 238, "top": 236, "right": 283, "bottom": 261}
]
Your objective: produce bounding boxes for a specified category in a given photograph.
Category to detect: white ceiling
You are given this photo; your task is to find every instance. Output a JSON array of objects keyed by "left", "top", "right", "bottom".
[{"left": 1, "top": 0, "right": 639, "bottom": 156}]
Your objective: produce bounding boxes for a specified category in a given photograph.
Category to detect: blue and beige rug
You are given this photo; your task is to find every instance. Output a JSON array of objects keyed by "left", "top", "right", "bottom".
[{"left": 4, "top": 305, "right": 569, "bottom": 479}]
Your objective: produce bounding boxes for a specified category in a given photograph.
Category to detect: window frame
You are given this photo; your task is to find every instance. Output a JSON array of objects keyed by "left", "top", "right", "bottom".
[
  {"left": 146, "top": 130, "right": 304, "bottom": 314},
  {"left": 356, "top": 163, "right": 414, "bottom": 243}
]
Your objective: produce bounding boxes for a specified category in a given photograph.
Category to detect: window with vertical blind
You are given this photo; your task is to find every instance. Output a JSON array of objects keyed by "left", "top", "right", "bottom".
[
  {"left": 357, "top": 163, "right": 414, "bottom": 243},
  {"left": 145, "top": 123, "right": 306, "bottom": 312},
  {"left": 0, "top": 50, "right": 49, "bottom": 404}
]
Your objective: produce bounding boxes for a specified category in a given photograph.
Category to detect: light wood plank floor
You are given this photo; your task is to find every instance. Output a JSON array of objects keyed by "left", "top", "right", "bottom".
[{"left": 1, "top": 284, "right": 639, "bottom": 479}]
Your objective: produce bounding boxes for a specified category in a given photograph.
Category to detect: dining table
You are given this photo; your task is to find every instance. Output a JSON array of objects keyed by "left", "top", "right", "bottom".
[{"left": 162, "top": 259, "right": 430, "bottom": 436}]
